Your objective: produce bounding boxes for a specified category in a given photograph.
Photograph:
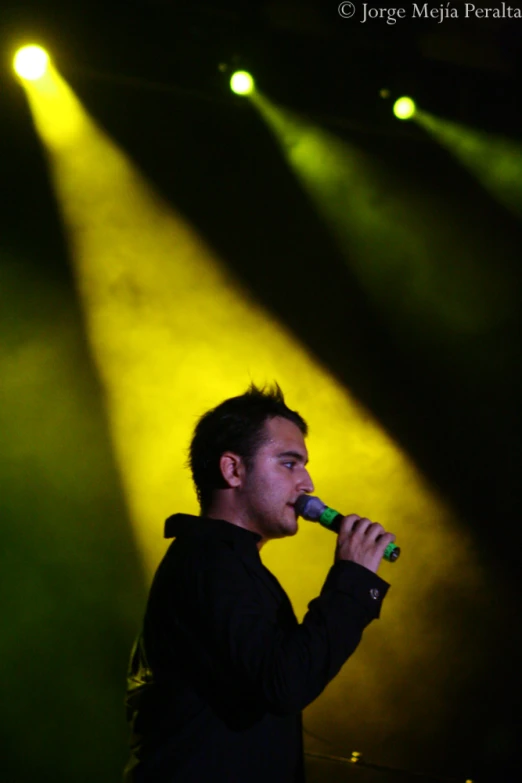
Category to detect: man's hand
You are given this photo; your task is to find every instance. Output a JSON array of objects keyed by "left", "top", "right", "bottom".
[{"left": 335, "top": 515, "right": 396, "bottom": 574}]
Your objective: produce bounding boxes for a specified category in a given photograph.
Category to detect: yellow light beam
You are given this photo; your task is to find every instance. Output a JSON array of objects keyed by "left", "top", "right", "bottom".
[{"left": 416, "top": 111, "right": 522, "bottom": 220}]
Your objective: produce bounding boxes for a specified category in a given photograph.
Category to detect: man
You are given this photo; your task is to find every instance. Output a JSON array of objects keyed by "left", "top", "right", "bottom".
[{"left": 124, "top": 384, "right": 395, "bottom": 782}]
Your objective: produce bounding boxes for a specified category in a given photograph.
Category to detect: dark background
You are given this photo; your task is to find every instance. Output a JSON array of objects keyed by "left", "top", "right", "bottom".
[{"left": 1, "top": 2, "right": 521, "bottom": 781}]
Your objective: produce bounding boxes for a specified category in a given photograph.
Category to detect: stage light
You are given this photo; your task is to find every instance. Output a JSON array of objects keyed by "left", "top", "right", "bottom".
[
  {"left": 230, "top": 71, "right": 255, "bottom": 96},
  {"left": 13, "top": 45, "right": 49, "bottom": 81},
  {"left": 393, "top": 96, "right": 416, "bottom": 120}
]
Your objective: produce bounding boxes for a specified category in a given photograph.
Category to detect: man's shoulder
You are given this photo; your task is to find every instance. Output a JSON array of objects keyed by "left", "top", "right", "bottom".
[
  {"left": 160, "top": 525, "right": 244, "bottom": 577},
  {"left": 162, "top": 513, "right": 261, "bottom": 565},
  {"left": 147, "top": 532, "right": 243, "bottom": 616}
]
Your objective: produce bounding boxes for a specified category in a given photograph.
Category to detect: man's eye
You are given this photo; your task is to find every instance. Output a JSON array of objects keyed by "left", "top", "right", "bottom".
[{"left": 283, "top": 462, "right": 296, "bottom": 469}]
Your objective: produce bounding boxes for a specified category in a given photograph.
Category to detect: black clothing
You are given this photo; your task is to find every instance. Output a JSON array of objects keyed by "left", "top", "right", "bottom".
[{"left": 124, "top": 514, "right": 390, "bottom": 782}]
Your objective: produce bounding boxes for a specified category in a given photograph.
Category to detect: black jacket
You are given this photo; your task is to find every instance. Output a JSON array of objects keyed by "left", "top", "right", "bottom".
[{"left": 124, "top": 514, "right": 390, "bottom": 782}]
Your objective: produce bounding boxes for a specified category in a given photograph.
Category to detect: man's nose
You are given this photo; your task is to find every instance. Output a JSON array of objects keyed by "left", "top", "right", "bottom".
[{"left": 298, "top": 469, "right": 314, "bottom": 495}]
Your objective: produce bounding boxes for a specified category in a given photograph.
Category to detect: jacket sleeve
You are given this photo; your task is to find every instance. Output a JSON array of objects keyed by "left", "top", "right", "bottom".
[{"left": 189, "top": 546, "right": 389, "bottom": 715}]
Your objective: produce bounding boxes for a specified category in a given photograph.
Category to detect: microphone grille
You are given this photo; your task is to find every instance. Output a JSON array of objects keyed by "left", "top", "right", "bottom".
[{"left": 294, "top": 495, "right": 326, "bottom": 521}]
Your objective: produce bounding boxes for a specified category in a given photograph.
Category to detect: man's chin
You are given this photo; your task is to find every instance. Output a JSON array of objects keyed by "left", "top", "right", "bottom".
[{"left": 283, "top": 510, "right": 299, "bottom": 536}]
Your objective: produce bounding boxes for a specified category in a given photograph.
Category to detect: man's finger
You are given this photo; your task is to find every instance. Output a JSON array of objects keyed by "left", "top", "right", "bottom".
[
  {"left": 365, "top": 522, "right": 385, "bottom": 542},
  {"left": 376, "top": 532, "right": 396, "bottom": 551},
  {"left": 337, "top": 514, "right": 361, "bottom": 535},
  {"left": 352, "top": 517, "right": 373, "bottom": 535}
]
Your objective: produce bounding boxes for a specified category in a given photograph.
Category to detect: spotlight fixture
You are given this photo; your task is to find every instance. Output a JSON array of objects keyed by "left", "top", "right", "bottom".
[
  {"left": 393, "top": 97, "right": 416, "bottom": 120},
  {"left": 230, "top": 71, "right": 255, "bottom": 96},
  {"left": 13, "top": 45, "right": 50, "bottom": 81}
]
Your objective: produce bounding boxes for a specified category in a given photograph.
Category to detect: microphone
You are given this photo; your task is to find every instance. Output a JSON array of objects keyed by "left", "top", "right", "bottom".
[{"left": 294, "top": 494, "right": 400, "bottom": 563}]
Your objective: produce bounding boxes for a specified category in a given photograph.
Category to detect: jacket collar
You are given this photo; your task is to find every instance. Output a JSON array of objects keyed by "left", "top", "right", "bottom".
[
  {"left": 164, "top": 513, "right": 262, "bottom": 554},
  {"left": 165, "top": 514, "right": 293, "bottom": 610}
]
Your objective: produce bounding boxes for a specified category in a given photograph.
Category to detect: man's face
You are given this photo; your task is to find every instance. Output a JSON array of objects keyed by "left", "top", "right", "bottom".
[{"left": 240, "top": 416, "right": 314, "bottom": 542}]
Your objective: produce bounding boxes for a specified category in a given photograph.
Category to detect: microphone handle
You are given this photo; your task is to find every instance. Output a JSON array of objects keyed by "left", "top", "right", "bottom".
[{"left": 317, "top": 506, "right": 400, "bottom": 563}]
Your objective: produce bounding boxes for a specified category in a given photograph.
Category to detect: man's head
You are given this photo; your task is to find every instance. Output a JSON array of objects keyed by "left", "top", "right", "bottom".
[{"left": 189, "top": 384, "right": 314, "bottom": 541}]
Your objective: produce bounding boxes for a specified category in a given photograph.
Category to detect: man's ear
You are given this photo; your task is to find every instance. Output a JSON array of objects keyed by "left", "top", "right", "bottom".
[{"left": 219, "top": 452, "right": 246, "bottom": 489}]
